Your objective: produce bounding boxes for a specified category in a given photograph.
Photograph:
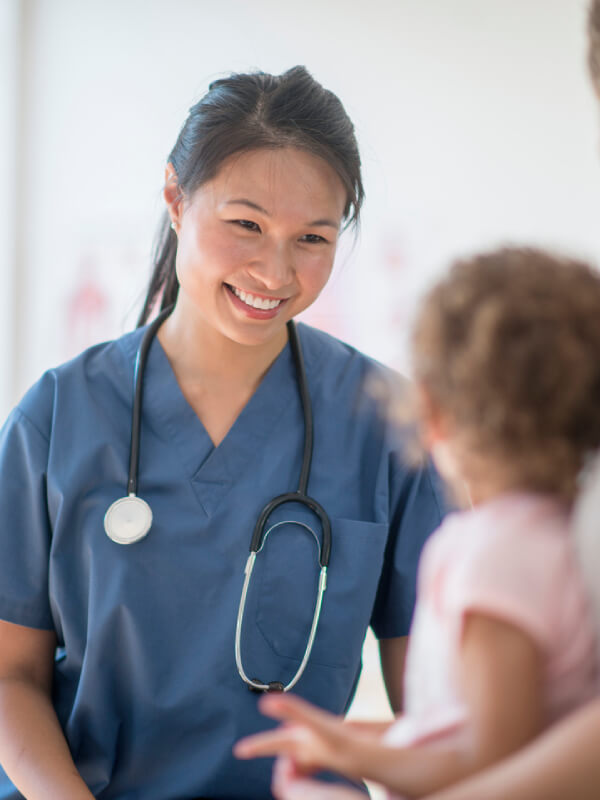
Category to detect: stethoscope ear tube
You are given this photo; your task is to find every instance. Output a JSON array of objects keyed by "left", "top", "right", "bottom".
[
  {"left": 249, "top": 492, "right": 331, "bottom": 568},
  {"left": 235, "top": 321, "right": 333, "bottom": 691},
  {"left": 128, "top": 306, "right": 174, "bottom": 496},
  {"left": 235, "top": 550, "right": 328, "bottom": 693}
]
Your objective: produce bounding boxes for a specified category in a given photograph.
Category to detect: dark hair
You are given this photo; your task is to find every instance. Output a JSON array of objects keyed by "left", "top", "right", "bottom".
[
  {"left": 137, "top": 66, "right": 364, "bottom": 325},
  {"left": 412, "top": 247, "right": 600, "bottom": 501},
  {"left": 589, "top": 0, "right": 600, "bottom": 97}
]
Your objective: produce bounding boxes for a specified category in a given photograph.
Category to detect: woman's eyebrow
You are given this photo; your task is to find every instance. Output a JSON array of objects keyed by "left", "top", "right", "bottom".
[
  {"left": 225, "top": 198, "right": 268, "bottom": 214},
  {"left": 225, "top": 198, "right": 339, "bottom": 228}
]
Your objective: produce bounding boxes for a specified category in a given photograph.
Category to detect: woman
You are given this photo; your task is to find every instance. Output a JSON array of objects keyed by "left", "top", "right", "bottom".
[{"left": 0, "top": 66, "right": 446, "bottom": 799}]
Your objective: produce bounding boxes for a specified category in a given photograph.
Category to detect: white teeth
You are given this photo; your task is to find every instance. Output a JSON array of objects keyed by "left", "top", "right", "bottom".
[{"left": 231, "top": 286, "right": 282, "bottom": 310}]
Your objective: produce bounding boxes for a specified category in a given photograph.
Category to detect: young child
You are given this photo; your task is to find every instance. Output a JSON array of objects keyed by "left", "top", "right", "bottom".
[{"left": 234, "top": 246, "right": 600, "bottom": 799}]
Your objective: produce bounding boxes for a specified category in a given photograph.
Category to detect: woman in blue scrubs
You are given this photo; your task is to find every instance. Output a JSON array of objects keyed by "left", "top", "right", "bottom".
[{"left": 0, "top": 66, "right": 446, "bottom": 799}]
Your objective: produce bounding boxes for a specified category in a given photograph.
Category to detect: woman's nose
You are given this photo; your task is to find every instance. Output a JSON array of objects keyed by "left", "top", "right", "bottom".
[{"left": 247, "top": 241, "right": 294, "bottom": 289}]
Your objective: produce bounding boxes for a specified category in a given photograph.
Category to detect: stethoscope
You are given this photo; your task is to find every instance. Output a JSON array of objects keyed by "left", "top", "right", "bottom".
[{"left": 103, "top": 306, "right": 331, "bottom": 692}]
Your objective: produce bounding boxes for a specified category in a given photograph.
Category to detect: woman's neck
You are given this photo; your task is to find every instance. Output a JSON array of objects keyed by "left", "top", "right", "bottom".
[{"left": 156, "top": 301, "right": 289, "bottom": 394}]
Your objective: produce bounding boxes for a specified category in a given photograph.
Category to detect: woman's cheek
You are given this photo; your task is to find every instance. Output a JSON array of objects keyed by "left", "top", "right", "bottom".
[
  {"left": 299, "top": 251, "right": 336, "bottom": 293},
  {"left": 212, "top": 235, "right": 260, "bottom": 273}
]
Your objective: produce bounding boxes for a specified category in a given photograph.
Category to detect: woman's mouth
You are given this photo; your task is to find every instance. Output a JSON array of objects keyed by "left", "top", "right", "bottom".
[{"left": 225, "top": 284, "right": 285, "bottom": 311}]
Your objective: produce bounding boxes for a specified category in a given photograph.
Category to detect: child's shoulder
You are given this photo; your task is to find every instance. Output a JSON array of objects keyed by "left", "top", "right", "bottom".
[{"left": 423, "top": 493, "right": 571, "bottom": 581}]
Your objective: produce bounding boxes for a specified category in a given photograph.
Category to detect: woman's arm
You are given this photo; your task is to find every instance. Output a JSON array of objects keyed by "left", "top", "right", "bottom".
[
  {"left": 424, "top": 698, "right": 600, "bottom": 800},
  {"left": 0, "top": 620, "right": 94, "bottom": 800},
  {"left": 379, "top": 636, "right": 408, "bottom": 713},
  {"left": 235, "top": 612, "right": 544, "bottom": 797}
]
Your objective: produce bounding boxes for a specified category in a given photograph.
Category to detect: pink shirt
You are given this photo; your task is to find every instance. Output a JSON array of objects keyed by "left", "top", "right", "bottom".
[{"left": 385, "top": 493, "right": 599, "bottom": 750}]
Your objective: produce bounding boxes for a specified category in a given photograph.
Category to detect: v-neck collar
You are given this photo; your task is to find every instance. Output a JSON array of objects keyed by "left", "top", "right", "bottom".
[{"left": 122, "top": 326, "right": 299, "bottom": 517}]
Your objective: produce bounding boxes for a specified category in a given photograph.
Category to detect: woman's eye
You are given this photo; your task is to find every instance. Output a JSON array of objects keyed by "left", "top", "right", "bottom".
[
  {"left": 233, "top": 219, "right": 261, "bottom": 232},
  {"left": 301, "top": 233, "right": 327, "bottom": 244}
]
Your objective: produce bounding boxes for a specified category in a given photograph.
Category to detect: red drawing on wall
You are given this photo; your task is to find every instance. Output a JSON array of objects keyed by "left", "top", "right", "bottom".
[{"left": 65, "top": 259, "right": 110, "bottom": 357}]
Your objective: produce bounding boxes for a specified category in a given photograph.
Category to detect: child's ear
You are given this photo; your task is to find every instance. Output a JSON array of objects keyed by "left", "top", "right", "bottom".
[
  {"left": 415, "top": 384, "right": 449, "bottom": 448},
  {"left": 416, "top": 384, "right": 471, "bottom": 508}
]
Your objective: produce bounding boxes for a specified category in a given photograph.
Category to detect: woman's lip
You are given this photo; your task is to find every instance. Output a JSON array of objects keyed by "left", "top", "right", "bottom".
[
  {"left": 224, "top": 283, "right": 289, "bottom": 319},
  {"left": 225, "top": 283, "right": 287, "bottom": 301}
]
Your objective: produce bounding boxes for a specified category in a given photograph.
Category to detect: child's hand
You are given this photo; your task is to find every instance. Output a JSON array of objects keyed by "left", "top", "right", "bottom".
[
  {"left": 233, "top": 693, "right": 364, "bottom": 778},
  {"left": 272, "top": 756, "right": 369, "bottom": 800}
]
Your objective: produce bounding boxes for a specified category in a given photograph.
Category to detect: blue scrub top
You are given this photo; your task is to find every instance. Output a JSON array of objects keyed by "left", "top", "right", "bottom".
[{"left": 0, "top": 322, "right": 446, "bottom": 799}]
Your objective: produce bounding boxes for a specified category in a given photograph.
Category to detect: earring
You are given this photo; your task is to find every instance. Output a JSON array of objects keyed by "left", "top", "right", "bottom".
[{"left": 170, "top": 221, "right": 176, "bottom": 231}]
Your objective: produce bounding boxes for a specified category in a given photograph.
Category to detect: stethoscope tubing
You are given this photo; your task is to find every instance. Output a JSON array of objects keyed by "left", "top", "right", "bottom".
[
  {"left": 111, "top": 307, "right": 331, "bottom": 692},
  {"left": 127, "top": 306, "right": 174, "bottom": 496},
  {"left": 288, "top": 318, "right": 312, "bottom": 497},
  {"left": 247, "top": 321, "right": 332, "bottom": 567}
]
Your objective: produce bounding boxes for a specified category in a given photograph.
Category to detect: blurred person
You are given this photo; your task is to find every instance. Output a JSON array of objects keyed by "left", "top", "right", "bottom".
[
  {"left": 406, "top": 3, "right": 600, "bottom": 797},
  {"left": 235, "top": 248, "right": 600, "bottom": 798},
  {"left": 0, "top": 67, "right": 448, "bottom": 799},
  {"left": 236, "top": 3, "right": 600, "bottom": 797}
]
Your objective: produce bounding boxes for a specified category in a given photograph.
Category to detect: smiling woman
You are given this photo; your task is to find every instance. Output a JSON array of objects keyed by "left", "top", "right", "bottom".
[
  {"left": 0, "top": 66, "right": 448, "bottom": 800},
  {"left": 157, "top": 146, "right": 348, "bottom": 447},
  {"left": 162, "top": 147, "right": 345, "bottom": 352}
]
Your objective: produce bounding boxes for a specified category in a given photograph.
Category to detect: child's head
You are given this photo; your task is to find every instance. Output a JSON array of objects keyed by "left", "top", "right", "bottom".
[{"left": 412, "top": 247, "right": 600, "bottom": 503}]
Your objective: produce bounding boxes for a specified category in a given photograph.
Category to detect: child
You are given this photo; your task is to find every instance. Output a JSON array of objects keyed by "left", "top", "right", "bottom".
[{"left": 234, "top": 247, "right": 600, "bottom": 799}]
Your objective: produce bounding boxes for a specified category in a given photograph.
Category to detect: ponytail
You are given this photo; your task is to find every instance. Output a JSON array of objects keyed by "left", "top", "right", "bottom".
[{"left": 137, "top": 214, "right": 179, "bottom": 327}]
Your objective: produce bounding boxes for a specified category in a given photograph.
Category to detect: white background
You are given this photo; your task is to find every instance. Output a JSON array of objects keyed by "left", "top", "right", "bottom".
[{"left": 3, "top": 0, "right": 600, "bottom": 417}]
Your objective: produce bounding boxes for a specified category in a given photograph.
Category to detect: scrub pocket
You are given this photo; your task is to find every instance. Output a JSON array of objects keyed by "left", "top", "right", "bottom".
[{"left": 255, "top": 517, "right": 389, "bottom": 668}]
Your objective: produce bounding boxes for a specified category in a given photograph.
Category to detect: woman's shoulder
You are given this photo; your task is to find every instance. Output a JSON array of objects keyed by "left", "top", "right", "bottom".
[
  {"left": 14, "top": 328, "right": 143, "bottom": 439},
  {"left": 296, "top": 322, "right": 409, "bottom": 395}
]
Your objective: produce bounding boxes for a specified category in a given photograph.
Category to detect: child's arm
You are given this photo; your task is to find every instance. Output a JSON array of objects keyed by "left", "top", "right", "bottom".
[
  {"left": 422, "top": 698, "right": 600, "bottom": 800},
  {"left": 235, "top": 612, "right": 544, "bottom": 797}
]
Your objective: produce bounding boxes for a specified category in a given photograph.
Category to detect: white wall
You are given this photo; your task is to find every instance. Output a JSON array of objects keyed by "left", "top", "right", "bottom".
[
  {"left": 0, "top": 0, "right": 20, "bottom": 416},
  {"left": 6, "top": 0, "right": 600, "bottom": 409}
]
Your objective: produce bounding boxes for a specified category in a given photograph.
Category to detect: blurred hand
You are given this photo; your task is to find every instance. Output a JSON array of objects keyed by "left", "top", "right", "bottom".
[
  {"left": 234, "top": 693, "right": 370, "bottom": 778},
  {"left": 272, "top": 756, "right": 369, "bottom": 800}
]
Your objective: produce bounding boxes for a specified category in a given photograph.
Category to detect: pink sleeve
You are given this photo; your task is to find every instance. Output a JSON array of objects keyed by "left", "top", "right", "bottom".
[{"left": 443, "top": 523, "right": 565, "bottom": 652}]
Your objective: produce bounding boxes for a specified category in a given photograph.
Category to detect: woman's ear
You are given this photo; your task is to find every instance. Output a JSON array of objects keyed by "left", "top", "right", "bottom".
[{"left": 164, "top": 163, "right": 183, "bottom": 232}]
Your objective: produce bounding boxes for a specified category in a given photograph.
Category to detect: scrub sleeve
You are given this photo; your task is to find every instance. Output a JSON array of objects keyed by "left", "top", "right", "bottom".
[
  {"left": 0, "top": 407, "right": 53, "bottom": 631},
  {"left": 371, "top": 457, "right": 445, "bottom": 640}
]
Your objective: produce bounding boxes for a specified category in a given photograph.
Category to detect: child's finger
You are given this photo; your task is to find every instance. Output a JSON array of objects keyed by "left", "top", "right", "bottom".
[
  {"left": 259, "top": 692, "right": 340, "bottom": 730},
  {"left": 233, "top": 725, "right": 312, "bottom": 761},
  {"left": 273, "top": 755, "right": 308, "bottom": 783},
  {"left": 275, "top": 776, "right": 366, "bottom": 800},
  {"left": 272, "top": 755, "right": 310, "bottom": 798},
  {"left": 272, "top": 754, "right": 296, "bottom": 786}
]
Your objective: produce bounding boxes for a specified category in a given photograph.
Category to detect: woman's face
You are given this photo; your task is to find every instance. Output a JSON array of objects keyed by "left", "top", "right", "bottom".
[{"left": 166, "top": 147, "right": 347, "bottom": 349}]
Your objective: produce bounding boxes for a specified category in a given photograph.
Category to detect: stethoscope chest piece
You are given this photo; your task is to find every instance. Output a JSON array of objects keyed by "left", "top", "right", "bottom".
[{"left": 104, "top": 495, "right": 153, "bottom": 545}]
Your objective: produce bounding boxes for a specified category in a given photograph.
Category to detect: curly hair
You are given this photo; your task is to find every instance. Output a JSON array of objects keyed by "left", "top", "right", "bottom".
[
  {"left": 412, "top": 247, "right": 600, "bottom": 501},
  {"left": 589, "top": 0, "right": 600, "bottom": 97}
]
